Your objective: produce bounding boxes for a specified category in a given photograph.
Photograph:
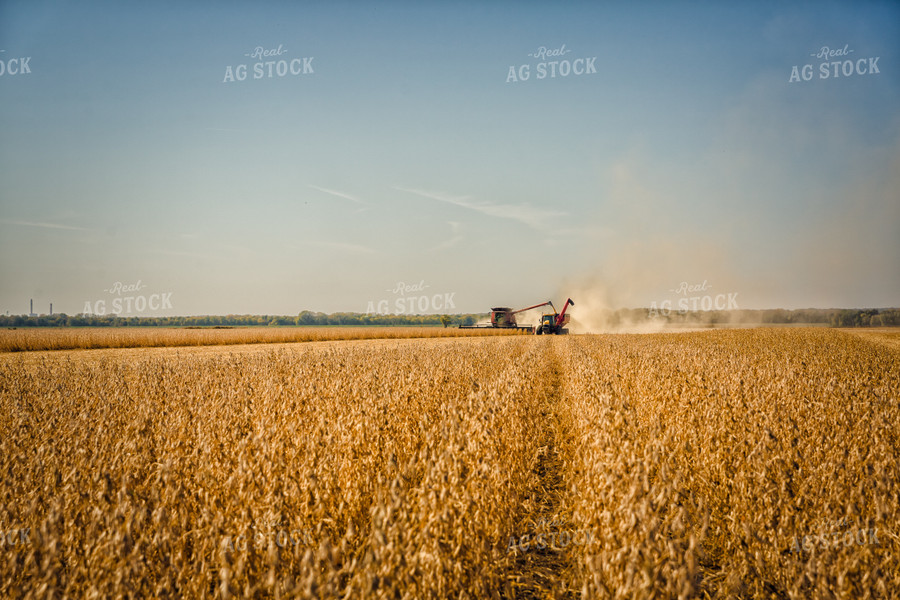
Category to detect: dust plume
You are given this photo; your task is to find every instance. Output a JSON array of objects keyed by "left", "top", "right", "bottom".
[{"left": 561, "top": 279, "right": 668, "bottom": 334}]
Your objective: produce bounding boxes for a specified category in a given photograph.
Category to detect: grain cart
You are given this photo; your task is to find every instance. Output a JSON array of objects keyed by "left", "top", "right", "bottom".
[
  {"left": 534, "top": 298, "right": 575, "bottom": 335},
  {"left": 459, "top": 298, "right": 574, "bottom": 334}
]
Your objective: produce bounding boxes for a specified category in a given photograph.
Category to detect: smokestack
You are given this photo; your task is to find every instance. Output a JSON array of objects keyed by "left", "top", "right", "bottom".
[
  {"left": 50, "top": 303, "right": 53, "bottom": 315},
  {"left": 30, "top": 298, "right": 33, "bottom": 316}
]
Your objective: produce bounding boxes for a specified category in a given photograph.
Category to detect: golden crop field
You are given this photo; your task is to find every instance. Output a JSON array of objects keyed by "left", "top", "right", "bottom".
[
  {"left": 0, "top": 328, "right": 897, "bottom": 598},
  {"left": 0, "top": 326, "right": 522, "bottom": 353}
]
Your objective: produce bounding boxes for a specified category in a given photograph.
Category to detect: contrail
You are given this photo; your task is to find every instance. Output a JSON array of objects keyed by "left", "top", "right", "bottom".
[
  {"left": 0, "top": 219, "right": 88, "bottom": 231},
  {"left": 307, "top": 185, "right": 367, "bottom": 205}
]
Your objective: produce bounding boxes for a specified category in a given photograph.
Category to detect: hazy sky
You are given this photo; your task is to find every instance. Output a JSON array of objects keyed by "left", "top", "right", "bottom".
[{"left": 1, "top": 0, "right": 898, "bottom": 316}]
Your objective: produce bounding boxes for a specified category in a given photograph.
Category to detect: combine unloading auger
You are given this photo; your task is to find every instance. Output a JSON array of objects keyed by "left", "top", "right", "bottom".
[
  {"left": 459, "top": 298, "right": 574, "bottom": 334},
  {"left": 534, "top": 297, "right": 574, "bottom": 335}
]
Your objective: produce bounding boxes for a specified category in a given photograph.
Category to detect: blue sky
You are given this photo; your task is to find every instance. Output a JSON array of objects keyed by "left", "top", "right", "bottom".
[{"left": 1, "top": 0, "right": 898, "bottom": 316}]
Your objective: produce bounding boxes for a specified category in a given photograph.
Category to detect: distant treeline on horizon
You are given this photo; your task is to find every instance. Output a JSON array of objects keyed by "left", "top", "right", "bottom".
[{"left": 2, "top": 308, "right": 899, "bottom": 329}]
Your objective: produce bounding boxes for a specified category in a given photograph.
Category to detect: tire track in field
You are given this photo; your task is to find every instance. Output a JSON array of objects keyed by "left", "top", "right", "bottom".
[{"left": 505, "top": 337, "right": 576, "bottom": 600}]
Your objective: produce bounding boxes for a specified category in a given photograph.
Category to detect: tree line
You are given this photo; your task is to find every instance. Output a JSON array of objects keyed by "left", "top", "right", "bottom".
[
  {"left": 1, "top": 308, "right": 897, "bottom": 328},
  {"left": 0, "top": 311, "right": 484, "bottom": 328},
  {"left": 625, "top": 307, "right": 900, "bottom": 328}
]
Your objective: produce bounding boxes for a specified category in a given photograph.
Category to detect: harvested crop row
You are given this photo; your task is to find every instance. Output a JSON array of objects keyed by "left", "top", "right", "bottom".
[
  {"left": 1, "top": 328, "right": 898, "bottom": 598},
  {"left": 557, "top": 329, "right": 900, "bottom": 598},
  {"left": 0, "top": 326, "right": 523, "bottom": 353},
  {"left": 0, "top": 336, "right": 556, "bottom": 598}
]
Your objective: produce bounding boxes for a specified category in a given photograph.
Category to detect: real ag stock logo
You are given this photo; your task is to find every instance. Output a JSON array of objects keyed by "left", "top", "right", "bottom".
[
  {"left": 0, "top": 526, "right": 30, "bottom": 549},
  {"left": 366, "top": 280, "right": 456, "bottom": 315},
  {"left": 506, "top": 44, "right": 597, "bottom": 83},
  {"left": 223, "top": 44, "right": 314, "bottom": 83},
  {"left": 0, "top": 50, "right": 32, "bottom": 77},
  {"left": 789, "top": 44, "right": 880, "bottom": 83},
  {"left": 223, "top": 519, "right": 314, "bottom": 552},
  {"left": 648, "top": 280, "right": 739, "bottom": 318},
  {"left": 788, "top": 518, "right": 881, "bottom": 555},
  {"left": 82, "top": 279, "right": 174, "bottom": 316},
  {"left": 506, "top": 519, "right": 597, "bottom": 554}
]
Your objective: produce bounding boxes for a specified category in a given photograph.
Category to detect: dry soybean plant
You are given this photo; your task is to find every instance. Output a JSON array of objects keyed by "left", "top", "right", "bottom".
[
  {"left": 0, "top": 328, "right": 897, "bottom": 598},
  {"left": 557, "top": 329, "right": 899, "bottom": 598},
  {"left": 0, "top": 325, "right": 522, "bottom": 353},
  {"left": 0, "top": 337, "right": 550, "bottom": 597}
]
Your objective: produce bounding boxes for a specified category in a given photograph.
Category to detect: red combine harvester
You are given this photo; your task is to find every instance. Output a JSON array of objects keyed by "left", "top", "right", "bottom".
[{"left": 459, "top": 298, "right": 575, "bottom": 335}]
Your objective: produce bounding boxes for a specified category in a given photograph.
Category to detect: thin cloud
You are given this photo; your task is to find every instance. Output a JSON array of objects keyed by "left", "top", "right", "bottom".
[
  {"left": 152, "top": 248, "right": 217, "bottom": 260},
  {"left": 432, "top": 220, "right": 464, "bottom": 251},
  {"left": 548, "top": 223, "right": 615, "bottom": 239},
  {"left": 302, "top": 240, "right": 375, "bottom": 255},
  {"left": 0, "top": 219, "right": 89, "bottom": 231},
  {"left": 394, "top": 186, "right": 565, "bottom": 229},
  {"left": 307, "top": 185, "right": 367, "bottom": 205},
  {"left": 204, "top": 127, "right": 267, "bottom": 133}
]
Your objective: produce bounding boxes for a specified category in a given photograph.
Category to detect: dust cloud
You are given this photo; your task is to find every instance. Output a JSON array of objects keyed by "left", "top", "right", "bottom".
[{"left": 561, "top": 280, "right": 668, "bottom": 334}]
